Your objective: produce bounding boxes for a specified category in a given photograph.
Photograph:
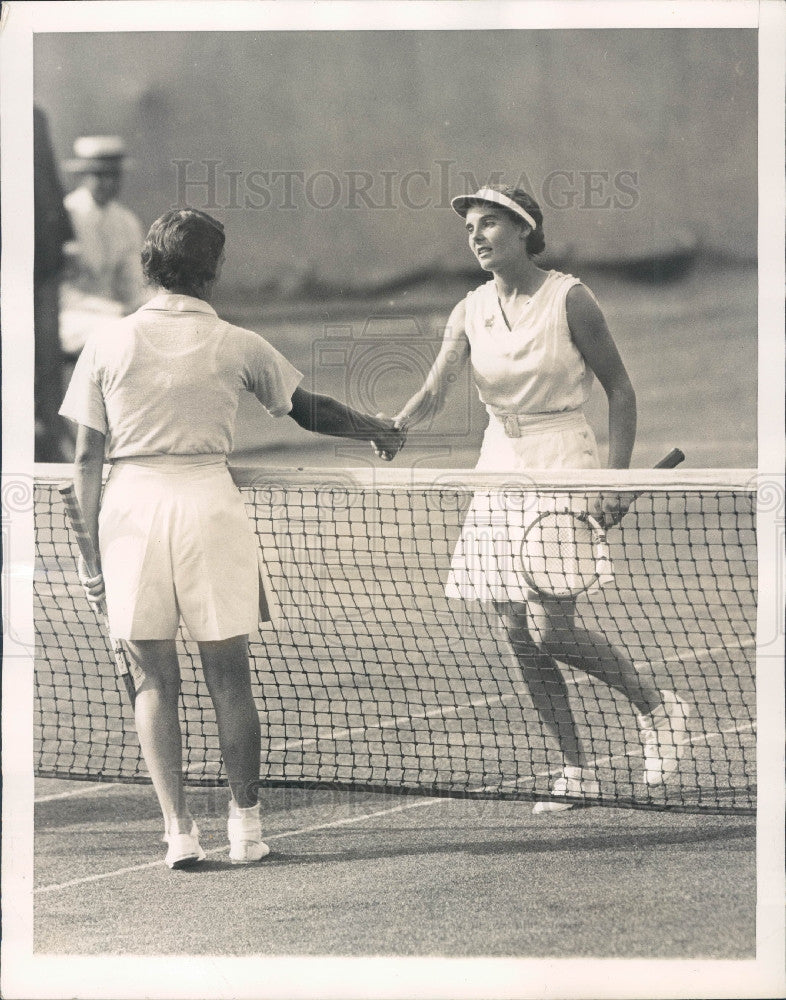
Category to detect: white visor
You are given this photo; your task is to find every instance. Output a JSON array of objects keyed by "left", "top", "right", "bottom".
[{"left": 451, "top": 188, "right": 538, "bottom": 231}]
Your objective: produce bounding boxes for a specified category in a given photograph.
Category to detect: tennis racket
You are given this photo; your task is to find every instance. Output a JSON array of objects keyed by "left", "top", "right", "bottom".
[
  {"left": 517, "top": 448, "right": 685, "bottom": 599},
  {"left": 58, "top": 483, "right": 136, "bottom": 707}
]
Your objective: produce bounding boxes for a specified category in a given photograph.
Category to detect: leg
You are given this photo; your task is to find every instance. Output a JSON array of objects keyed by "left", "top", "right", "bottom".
[
  {"left": 527, "top": 595, "right": 662, "bottom": 718},
  {"left": 199, "top": 635, "right": 269, "bottom": 863},
  {"left": 526, "top": 596, "right": 690, "bottom": 787},
  {"left": 499, "top": 602, "right": 585, "bottom": 767},
  {"left": 198, "top": 635, "right": 260, "bottom": 809},
  {"left": 125, "top": 639, "right": 191, "bottom": 833}
]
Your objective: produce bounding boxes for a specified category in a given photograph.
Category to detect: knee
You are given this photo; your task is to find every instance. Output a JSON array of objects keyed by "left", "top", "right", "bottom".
[
  {"left": 505, "top": 618, "right": 550, "bottom": 659},
  {"left": 199, "top": 638, "right": 251, "bottom": 693},
  {"left": 529, "top": 600, "right": 576, "bottom": 654},
  {"left": 502, "top": 608, "right": 541, "bottom": 647},
  {"left": 135, "top": 673, "right": 181, "bottom": 706},
  {"left": 202, "top": 659, "right": 253, "bottom": 705},
  {"left": 126, "top": 641, "right": 181, "bottom": 701},
  {"left": 208, "top": 672, "right": 253, "bottom": 706},
  {"left": 534, "top": 624, "right": 568, "bottom": 655}
]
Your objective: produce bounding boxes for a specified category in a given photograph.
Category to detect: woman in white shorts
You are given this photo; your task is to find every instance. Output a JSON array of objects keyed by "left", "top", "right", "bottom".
[
  {"left": 61, "top": 209, "right": 404, "bottom": 866},
  {"left": 390, "top": 185, "right": 688, "bottom": 811}
]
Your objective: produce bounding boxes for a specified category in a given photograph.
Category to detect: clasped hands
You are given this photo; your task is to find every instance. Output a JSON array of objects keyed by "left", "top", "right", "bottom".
[{"left": 370, "top": 413, "right": 407, "bottom": 463}]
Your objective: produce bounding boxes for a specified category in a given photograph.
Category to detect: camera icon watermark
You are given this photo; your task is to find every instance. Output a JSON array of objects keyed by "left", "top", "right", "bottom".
[{"left": 311, "top": 315, "right": 474, "bottom": 438}]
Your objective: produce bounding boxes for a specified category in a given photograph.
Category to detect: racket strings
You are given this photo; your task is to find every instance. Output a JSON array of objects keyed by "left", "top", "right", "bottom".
[{"left": 520, "top": 510, "right": 606, "bottom": 598}]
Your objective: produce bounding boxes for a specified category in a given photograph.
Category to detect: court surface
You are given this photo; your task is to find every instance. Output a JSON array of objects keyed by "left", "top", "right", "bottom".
[
  {"left": 35, "top": 779, "right": 755, "bottom": 957},
  {"left": 33, "top": 263, "right": 761, "bottom": 963}
]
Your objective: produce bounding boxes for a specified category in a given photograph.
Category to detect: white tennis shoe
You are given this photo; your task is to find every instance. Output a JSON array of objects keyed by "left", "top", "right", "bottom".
[
  {"left": 228, "top": 802, "right": 271, "bottom": 864},
  {"left": 532, "top": 765, "right": 601, "bottom": 814},
  {"left": 164, "top": 820, "right": 206, "bottom": 869},
  {"left": 638, "top": 690, "right": 690, "bottom": 786}
]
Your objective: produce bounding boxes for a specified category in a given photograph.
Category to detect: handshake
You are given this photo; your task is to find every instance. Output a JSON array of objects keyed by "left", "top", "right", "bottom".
[{"left": 370, "top": 413, "right": 407, "bottom": 463}]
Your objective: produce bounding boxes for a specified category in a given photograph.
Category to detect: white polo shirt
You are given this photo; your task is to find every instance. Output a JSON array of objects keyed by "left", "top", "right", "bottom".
[{"left": 60, "top": 292, "right": 303, "bottom": 459}]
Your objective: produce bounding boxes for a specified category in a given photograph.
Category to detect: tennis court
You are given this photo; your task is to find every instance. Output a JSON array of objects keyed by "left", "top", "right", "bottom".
[
  {"left": 35, "top": 781, "right": 754, "bottom": 957},
  {"left": 32, "top": 263, "right": 762, "bottom": 966}
]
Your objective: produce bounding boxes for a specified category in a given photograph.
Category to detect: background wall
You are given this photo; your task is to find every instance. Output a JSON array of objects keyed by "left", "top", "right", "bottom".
[{"left": 35, "top": 29, "right": 756, "bottom": 295}]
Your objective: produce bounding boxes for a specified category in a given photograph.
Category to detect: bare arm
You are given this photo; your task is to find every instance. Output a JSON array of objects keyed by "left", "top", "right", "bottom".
[
  {"left": 73, "top": 423, "right": 106, "bottom": 563},
  {"left": 288, "top": 386, "right": 405, "bottom": 457},
  {"left": 566, "top": 285, "right": 636, "bottom": 469},
  {"left": 393, "top": 299, "right": 470, "bottom": 430}
]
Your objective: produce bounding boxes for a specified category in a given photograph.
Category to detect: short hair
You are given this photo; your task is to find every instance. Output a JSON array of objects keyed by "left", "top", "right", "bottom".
[
  {"left": 141, "top": 209, "right": 226, "bottom": 294},
  {"left": 466, "top": 184, "right": 546, "bottom": 256}
]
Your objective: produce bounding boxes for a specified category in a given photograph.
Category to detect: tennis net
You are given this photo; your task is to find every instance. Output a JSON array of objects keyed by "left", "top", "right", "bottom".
[{"left": 34, "top": 465, "right": 757, "bottom": 814}]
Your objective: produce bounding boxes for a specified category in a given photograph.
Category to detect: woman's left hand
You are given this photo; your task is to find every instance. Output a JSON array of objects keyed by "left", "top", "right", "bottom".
[{"left": 593, "top": 492, "right": 634, "bottom": 529}]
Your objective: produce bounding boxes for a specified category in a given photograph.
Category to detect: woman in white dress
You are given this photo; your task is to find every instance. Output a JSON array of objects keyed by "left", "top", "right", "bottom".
[
  {"left": 62, "top": 209, "right": 405, "bottom": 865},
  {"left": 391, "top": 185, "right": 688, "bottom": 810}
]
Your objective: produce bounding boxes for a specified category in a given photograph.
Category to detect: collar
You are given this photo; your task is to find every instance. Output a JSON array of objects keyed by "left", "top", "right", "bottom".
[{"left": 140, "top": 293, "right": 218, "bottom": 316}]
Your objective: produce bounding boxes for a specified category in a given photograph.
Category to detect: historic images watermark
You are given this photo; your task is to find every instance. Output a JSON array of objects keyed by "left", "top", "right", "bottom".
[{"left": 171, "top": 160, "right": 641, "bottom": 213}]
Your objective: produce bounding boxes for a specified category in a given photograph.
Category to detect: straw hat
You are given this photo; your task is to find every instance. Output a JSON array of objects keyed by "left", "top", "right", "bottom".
[{"left": 64, "top": 136, "right": 130, "bottom": 174}]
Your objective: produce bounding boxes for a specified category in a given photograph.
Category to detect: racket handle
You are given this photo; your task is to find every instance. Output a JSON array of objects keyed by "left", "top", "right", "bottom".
[
  {"left": 58, "top": 483, "right": 101, "bottom": 577},
  {"left": 631, "top": 448, "right": 685, "bottom": 500},
  {"left": 114, "top": 642, "right": 138, "bottom": 707},
  {"left": 594, "top": 536, "right": 615, "bottom": 588},
  {"left": 652, "top": 448, "right": 685, "bottom": 470},
  {"left": 59, "top": 483, "right": 136, "bottom": 707},
  {"left": 605, "top": 448, "right": 686, "bottom": 528}
]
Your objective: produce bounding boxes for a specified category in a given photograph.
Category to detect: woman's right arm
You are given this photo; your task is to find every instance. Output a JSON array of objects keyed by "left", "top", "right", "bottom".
[
  {"left": 73, "top": 424, "right": 106, "bottom": 558},
  {"left": 393, "top": 299, "right": 470, "bottom": 430},
  {"left": 288, "top": 386, "right": 406, "bottom": 459},
  {"left": 73, "top": 423, "right": 107, "bottom": 603}
]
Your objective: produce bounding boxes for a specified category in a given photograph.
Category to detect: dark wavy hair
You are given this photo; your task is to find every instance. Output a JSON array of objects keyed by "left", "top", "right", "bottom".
[
  {"left": 141, "top": 209, "right": 226, "bottom": 295},
  {"left": 463, "top": 184, "right": 546, "bottom": 257}
]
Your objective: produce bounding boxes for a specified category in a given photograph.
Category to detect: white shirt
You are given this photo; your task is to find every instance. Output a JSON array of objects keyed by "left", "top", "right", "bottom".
[
  {"left": 59, "top": 293, "right": 303, "bottom": 459},
  {"left": 63, "top": 186, "right": 147, "bottom": 310},
  {"left": 463, "top": 270, "right": 594, "bottom": 416}
]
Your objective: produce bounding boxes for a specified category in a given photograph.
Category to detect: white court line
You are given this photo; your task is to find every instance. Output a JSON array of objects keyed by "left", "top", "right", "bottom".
[
  {"left": 35, "top": 708, "right": 757, "bottom": 892},
  {"left": 473, "top": 718, "right": 757, "bottom": 793},
  {"left": 34, "top": 795, "right": 442, "bottom": 895},
  {"left": 36, "top": 783, "right": 123, "bottom": 803},
  {"left": 268, "top": 637, "right": 757, "bottom": 753},
  {"left": 37, "top": 711, "right": 757, "bottom": 894},
  {"left": 34, "top": 637, "right": 756, "bottom": 802}
]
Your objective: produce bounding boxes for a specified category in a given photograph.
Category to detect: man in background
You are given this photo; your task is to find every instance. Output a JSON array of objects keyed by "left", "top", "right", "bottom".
[
  {"left": 57, "top": 135, "right": 149, "bottom": 456},
  {"left": 34, "top": 106, "right": 74, "bottom": 462},
  {"left": 60, "top": 135, "right": 148, "bottom": 359}
]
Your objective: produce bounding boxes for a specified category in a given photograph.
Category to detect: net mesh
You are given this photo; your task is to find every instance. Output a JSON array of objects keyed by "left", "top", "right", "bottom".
[{"left": 34, "top": 467, "right": 757, "bottom": 814}]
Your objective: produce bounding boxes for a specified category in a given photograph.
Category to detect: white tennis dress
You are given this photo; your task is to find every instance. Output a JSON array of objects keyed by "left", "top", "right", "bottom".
[
  {"left": 445, "top": 270, "right": 603, "bottom": 604},
  {"left": 60, "top": 293, "right": 303, "bottom": 641}
]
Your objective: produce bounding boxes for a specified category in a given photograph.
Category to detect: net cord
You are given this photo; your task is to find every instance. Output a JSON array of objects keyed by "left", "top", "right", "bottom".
[{"left": 34, "top": 462, "right": 758, "bottom": 493}]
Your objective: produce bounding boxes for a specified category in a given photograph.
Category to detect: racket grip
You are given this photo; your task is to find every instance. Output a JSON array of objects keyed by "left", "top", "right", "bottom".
[
  {"left": 58, "top": 483, "right": 101, "bottom": 577},
  {"left": 653, "top": 448, "right": 685, "bottom": 470},
  {"left": 601, "top": 449, "right": 685, "bottom": 531},
  {"left": 595, "top": 549, "right": 615, "bottom": 587},
  {"left": 59, "top": 483, "right": 136, "bottom": 708},
  {"left": 591, "top": 526, "right": 615, "bottom": 587}
]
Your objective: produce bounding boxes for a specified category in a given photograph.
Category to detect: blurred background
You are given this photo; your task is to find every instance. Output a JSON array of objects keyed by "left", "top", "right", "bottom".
[{"left": 34, "top": 29, "right": 757, "bottom": 468}]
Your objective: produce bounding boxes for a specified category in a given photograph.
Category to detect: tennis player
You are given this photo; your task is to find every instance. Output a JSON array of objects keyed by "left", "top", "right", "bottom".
[
  {"left": 389, "top": 185, "right": 689, "bottom": 811},
  {"left": 61, "top": 208, "right": 405, "bottom": 867}
]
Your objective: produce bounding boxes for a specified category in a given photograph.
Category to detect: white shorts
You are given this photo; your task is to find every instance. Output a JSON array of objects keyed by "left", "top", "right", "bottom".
[
  {"left": 445, "top": 410, "right": 606, "bottom": 604},
  {"left": 99, "top": 456, "right": 262, "bottom": 641}
]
